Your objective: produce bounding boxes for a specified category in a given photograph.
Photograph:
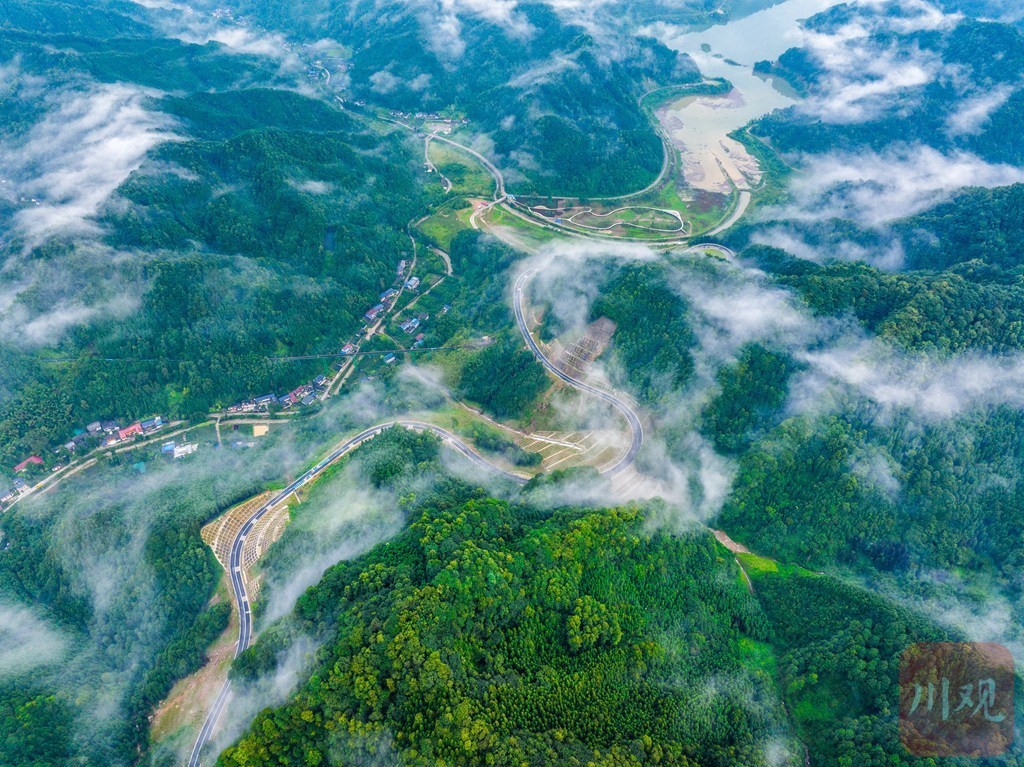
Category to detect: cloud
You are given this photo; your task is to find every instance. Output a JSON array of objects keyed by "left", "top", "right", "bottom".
[
  {"left": 796, "top": 341, "right": 1024, "bottom": 420},
  {"left": 258, "top": 468, "right": 406, "bottom": 625},
  {"left": 751, "top": 226, "right": 907, "bottom": 270},
  {"left": 288, "top": 179, "right": 333, "bottom": 195},
  {"left": 662, "top": 253, "right": 1024, "bottom": 431},
  {"left": 0, "top": 241, "right": 149, "bottom": 348},
  {"left": 793, "top": 0, "right": 961, "bottom": 123},
  {"left": 128, "top": 0, "right": 311, "bottom": 77},
  {"left": 0, "top": 82, "right": 178, "bottom": 248},
  {"left": 506, "top": 53, "right": 579, "bottom": 89},
  {"left": 414, "top": 0, "right": 534, "bottom": 59},
  {"left": 672, "top": 266, "right": 813, "bottom": 362},
  {"left": 946, "top": 83, "right": 1017, "bottom": 136},
  {"left": 0, "top": 603, "right": 67, "bottom": 677},
  {"left": 1, "top": 294, "right": 140, "bottom": 347},
  {"left": 370, "top": 70, "right": 401, "bottom": 95},
  {"left": 766, "top": 145, "right": 1024, "bottom": 226}
]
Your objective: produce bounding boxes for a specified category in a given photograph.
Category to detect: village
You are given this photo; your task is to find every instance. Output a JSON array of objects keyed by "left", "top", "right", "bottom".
[{"left": 1, "top": 258, "right": 436, "bottom": 512}]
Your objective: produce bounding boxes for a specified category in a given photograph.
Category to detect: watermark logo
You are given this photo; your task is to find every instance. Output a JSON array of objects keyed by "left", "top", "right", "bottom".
[{"left": 900, "top": 642, "right": 1014, "bottom": 757}]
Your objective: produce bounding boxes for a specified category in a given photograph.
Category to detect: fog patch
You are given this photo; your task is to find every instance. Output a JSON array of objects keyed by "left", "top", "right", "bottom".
[
  {"left": 288, "top": 178, "right": 333, "bottom": 195},
  {"left": 766, "top": 145, "right": 1024, "bottom": 227},
  {"left": 258, "top": 468, "right": 405, "bottom": 626},
  {"left": 850, "top": 445, "right": 902, "bottom": 501},
  {"left": 751, "top": 226, "right": 907, "bottom": 270},
  {"left": 208, "top": 634, "right": 325, "bottom": 759},
  {"left": 946, "top": 84, "right": 1017, "bottom": 136},
  {"left": 0, "top": 603, "right": 67, "bottom": 677},
  {"left": 0, "top": 82, "right": 178, "bottom": 248},
  {"left": 796, "top": 0, "right": 961, "bottom": 123}
]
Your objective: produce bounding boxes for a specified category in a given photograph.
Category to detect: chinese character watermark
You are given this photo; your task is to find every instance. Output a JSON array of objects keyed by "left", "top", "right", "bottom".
[{"left": 900, "top": 642, "right": 1014, "bottom": 757}]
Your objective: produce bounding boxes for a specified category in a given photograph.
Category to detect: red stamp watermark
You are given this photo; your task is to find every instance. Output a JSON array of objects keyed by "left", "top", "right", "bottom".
[{"left": 900, "top": 642, "right": 1014, "bottom": 757}]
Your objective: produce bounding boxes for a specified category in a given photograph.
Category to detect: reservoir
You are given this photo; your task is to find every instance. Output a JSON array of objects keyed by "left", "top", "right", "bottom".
[{"left": 645, "top": 0, "right": 843, "bottom": 194}]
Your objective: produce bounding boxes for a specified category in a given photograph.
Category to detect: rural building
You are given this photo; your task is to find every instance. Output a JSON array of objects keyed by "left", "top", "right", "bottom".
[
  {"left": 140, "top": 416, "right": 163, "bottom": 433},
  {"left": 341, "top": 343, "right": 356, "bottom": 355},
  {"left": 301, "top": 393, "right": 317, "bottom": 406},
  {"left": 173, "top": 444, "right": 198, "bottom": 459},
  {"left": 380, "top": 288, "right": 398, "bottom": 301},
  {"left": 118, "top": 423, "right": 143, "bottom": 441},
  {"left": 404, "top": 276, "right": 420, "bottom": 290},
  {"left": 365, "top": 303, "right": 384, "bottom": 321},
  {"left": 86, "top": 421, "right": 102, "bottom": 434},
  {"left": 13, "top": 456, "right": 42, "bottom": 473},
  {"left": 314, "top": 374, "right": 327, "bottom": 388}
]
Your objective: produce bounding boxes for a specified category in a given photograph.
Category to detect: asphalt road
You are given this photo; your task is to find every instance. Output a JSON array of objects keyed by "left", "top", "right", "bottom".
[
  {"left": 187, "top": 421, "right": 525, "bottom": 767},
  {"left": 513, "top": 268, "right": 644, "bottom": 476}
]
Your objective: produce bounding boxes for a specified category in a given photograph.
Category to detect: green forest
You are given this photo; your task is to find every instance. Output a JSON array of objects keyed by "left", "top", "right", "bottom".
[
  {"left": 0, "top": 2, "right": 429, "bottom": 472},
  {"left": 221, "top": 497, "right": 784, "bottom": 766},
  {"left": 211, "top": 0, "right": 695, "bottom": 197}
]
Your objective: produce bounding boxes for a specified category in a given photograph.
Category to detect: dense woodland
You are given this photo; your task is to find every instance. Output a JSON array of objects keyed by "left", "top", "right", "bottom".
[
  {"left": 221, "top": 477, "right": 784, "bottom": 765},
  {"left": 207, "top": 0, "right": 696, "bottom": 197},
  {"left": 0, "top": 2, "right": 428, "bottom": 472},
  {"left": 4, "top": 2, "right": 1024, "bottom": 767}
]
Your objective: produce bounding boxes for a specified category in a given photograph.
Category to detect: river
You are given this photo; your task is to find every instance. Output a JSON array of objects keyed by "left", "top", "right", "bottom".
[{"left": 644, "top": 0, "right": 844, "bottom": 195}]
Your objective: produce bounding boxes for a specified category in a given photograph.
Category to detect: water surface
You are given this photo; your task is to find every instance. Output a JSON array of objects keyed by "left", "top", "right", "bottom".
[{"left": 646, "top": 0, "right": 843, "bottom": 193}]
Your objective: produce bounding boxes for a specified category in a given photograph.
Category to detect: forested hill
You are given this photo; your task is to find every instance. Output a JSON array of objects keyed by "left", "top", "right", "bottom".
[
  {"left": 215, "top": 450, "right": 1014, "bottom": 767},
  {"left": 198, "top": 0, "right": 701, "bottom": 197},
  {"left": 753, "top": 7, "right": 1024, "bottom": 163},
  {"left": 0, "top": 0, "right": 428, "bottom": 471},
  {"left": 221, "top": 492, "right": 785, "bottom": 767}
]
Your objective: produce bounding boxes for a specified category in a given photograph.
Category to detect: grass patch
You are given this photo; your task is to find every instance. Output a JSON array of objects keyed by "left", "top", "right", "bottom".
[
  {"left": 429, "top": 141, "right": 495, "bottom": 197},
  {"left": 417, "top": 204, "right": 473, "bottom": 250},
  {"left": 737, "top": 637, "right": 777, "bottom": 678},
  {"left": 736, "top": 552, "right": 780, "bottom": 576}
]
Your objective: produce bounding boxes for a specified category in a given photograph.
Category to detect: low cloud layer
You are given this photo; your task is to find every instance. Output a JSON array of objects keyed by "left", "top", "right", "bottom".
[
  {"left": 0, "top": 81, "right": 177, "bottom": 248},
  {"left": 798, "top": 341, "right": 1024, "bottom": 419},
  {"left": 798, "top": 0, "right": 962, "bottom": 123},
  {"left": 0, "top": 603, "right": 67, "bottom": 677},
  {"left": 764, "top": 145, "right": 1024, "bottom": 227}
]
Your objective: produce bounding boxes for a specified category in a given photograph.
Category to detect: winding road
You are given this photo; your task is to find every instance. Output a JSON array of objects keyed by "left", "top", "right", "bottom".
[
  {"left": 189, "top": 104, "right": 739, "bottom": 764},
  {"left": 513, "top": 268, "right": 643, "bottom": 476},
  {"left": 187, "top": 421, "right": 526, "bottom": 767}
]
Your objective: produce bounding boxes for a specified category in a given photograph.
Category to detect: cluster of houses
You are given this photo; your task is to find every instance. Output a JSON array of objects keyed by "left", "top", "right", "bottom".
[
  {"left": 364, "top": 272, "right": 421, "bottom": 323},
  {"left": 100, "top": 417, "right": 166, "bottom": 448},
  {"left": 389, "top": 111, "right": 469, "bottom": 126},
  {"left": 0, "top": 478, "right": 29, "bottom": 506},
  {"left": 226, "top": 374, "right": 330, "bottom": 414},
  {"left": 2, "top": 415, "right": 166, "bottom": 510}
]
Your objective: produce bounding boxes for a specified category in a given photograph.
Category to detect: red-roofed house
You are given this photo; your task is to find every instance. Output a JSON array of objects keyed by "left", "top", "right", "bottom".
[
  {"left": 118, "top": 423, "right": 144, "bottom": 441},
  {"left": 13, "top": 456, "right": 43, "bottom": 473}
]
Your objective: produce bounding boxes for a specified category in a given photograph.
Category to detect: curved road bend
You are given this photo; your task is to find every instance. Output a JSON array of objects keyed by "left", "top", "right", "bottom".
[
  {"left": 513, "top": 268, "right": 643, "bottom": 476},
  {"left": 187, "top": 421, "right": 526, "bottom": 767}
]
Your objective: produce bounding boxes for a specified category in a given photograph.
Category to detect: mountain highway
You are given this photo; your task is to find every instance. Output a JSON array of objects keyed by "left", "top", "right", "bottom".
[
  {"left": 513, "top": 268, "right": 644, "bottom": 476},
  {"left": 187, "top": 421, "right": 526, "bottom": 767}
]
